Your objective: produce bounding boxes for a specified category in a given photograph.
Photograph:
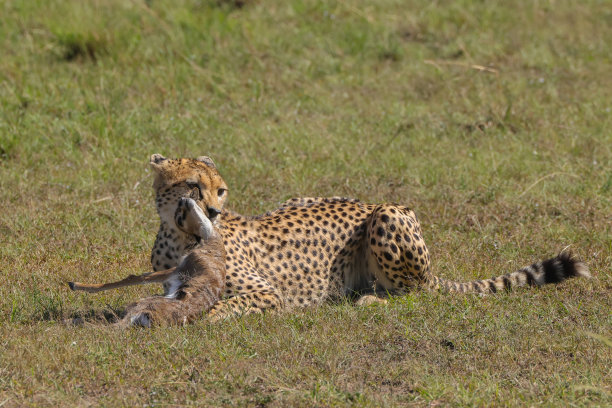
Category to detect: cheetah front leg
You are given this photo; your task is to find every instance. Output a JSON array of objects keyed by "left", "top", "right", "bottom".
[
  {"left": 207, "top": 290, "right": 284, "bottom": 322},
  {"left": 206, "top": 264, "right": 284, "bottom": 321}
]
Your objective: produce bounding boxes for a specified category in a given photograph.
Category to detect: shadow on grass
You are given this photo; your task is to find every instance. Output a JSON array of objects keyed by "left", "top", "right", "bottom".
[
  {"left": 63, "top": 306, "right": 125, "bottom": 326},
  {"left": 13, "top": 288, "right": 126, "bottom": 326}
]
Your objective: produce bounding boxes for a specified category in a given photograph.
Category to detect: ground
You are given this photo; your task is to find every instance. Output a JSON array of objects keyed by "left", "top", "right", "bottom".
[{"left": 0, "top": 0, "right": 610, "bottom": 406}]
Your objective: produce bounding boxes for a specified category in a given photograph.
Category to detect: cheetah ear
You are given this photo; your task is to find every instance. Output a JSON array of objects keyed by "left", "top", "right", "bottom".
[
  {"left": 196, "top": 156, "right": 216, "bottom": 169},
  {"left": 149, "top": 153, "right": 168, "bottom": 173}
]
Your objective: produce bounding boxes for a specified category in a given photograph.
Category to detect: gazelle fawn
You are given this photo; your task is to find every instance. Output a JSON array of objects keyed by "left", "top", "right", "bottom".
[{"left": 69, "top": 197, "right": 226, "bottom": 327}]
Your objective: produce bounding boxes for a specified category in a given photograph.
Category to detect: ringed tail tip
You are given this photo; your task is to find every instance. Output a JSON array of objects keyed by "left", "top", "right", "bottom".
[{"left": 557, "top": 250, "right": 590, "bottom": 279}]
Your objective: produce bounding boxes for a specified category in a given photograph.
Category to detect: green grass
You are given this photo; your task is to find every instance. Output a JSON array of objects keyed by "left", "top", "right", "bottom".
[{"left": 1, "top": 0, "right": 611, "bottom": 406}]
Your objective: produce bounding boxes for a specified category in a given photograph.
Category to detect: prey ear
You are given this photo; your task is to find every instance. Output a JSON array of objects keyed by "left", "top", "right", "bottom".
[
  {"left": 196, "top": 156, "right": 216, "bottom": 169},
  {"left": 149, "top": 153, "right": 168, "bottom": 173}
]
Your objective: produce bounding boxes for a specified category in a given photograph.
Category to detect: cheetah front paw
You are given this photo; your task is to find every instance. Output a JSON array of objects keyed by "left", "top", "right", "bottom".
[{"left": 355, "top": 295, "right": 388, "bottom": 306}]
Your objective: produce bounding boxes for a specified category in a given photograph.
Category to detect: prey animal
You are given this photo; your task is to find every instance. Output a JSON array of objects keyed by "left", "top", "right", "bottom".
[{"left": 69, "top": 197, "right": 226, "bottom": 327}]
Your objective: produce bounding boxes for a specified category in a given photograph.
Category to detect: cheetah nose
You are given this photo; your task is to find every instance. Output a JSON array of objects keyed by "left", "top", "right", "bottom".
[{"left": 207, "top": 207, "right": 221, "bottom": 219}]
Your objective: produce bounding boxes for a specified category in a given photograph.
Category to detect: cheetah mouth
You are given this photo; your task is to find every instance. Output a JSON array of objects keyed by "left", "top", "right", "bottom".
[{"left": 174, "top": 196, "right": 219, "bottom": 234}]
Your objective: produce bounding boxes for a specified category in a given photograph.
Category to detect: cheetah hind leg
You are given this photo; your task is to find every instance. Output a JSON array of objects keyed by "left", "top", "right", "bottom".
[
  {"left": 364, "top": 205, "right": 589, "bottom": 294},
  {"left": 365, "top": 204, "right": 432, "bottom": 293}
]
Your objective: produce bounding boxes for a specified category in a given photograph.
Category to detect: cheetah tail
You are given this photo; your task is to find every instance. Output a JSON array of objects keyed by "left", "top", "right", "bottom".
[{"left": 426, "top": 251, "right": 590, "bottom": 293}]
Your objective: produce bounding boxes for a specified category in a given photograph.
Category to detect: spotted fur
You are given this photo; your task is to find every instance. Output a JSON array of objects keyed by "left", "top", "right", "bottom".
[{"left": 149, "top": 155, "right": 590, "bottom": 321}]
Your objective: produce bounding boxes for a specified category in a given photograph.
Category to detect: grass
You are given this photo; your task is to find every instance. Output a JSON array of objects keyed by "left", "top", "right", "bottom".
[{"left": 0, "top": 0, "right": 611, "bottom": 406}]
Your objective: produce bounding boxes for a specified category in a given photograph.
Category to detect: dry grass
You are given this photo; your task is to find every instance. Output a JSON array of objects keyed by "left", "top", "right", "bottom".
[{"left": 0, "top": 0, "right": 611, "bottom": 406}]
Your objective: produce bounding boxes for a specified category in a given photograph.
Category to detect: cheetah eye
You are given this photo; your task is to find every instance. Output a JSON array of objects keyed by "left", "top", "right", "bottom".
[{"left": 217, "top": 188, "right": 226, "bottom": 197}]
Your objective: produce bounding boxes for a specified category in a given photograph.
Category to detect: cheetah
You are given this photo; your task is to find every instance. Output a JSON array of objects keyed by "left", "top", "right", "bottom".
[
  {"left": 70, "top": 197, "right": 226, "bottom": 327},
  {"left": 149, "top": 154, "right": 590, "bottom": 321}
]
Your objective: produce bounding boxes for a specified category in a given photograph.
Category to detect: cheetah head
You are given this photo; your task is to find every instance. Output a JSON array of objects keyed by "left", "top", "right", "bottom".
[
  {"left": 149, "top": 154, "right": 228, "bottom": 271},
  {"left": 149, "top": 153, "right": 228, "bottom": 226}
]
